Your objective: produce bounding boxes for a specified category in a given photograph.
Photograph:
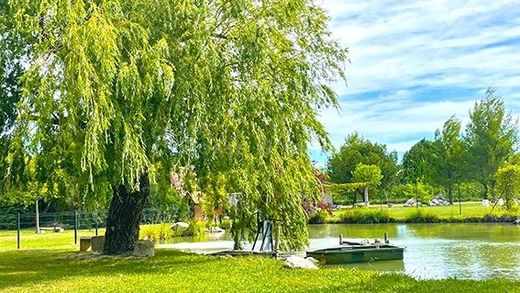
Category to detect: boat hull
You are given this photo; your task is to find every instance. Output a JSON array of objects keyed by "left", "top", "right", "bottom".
[{"left": 306, "top": 245, "right": 404, "bottom": 264}]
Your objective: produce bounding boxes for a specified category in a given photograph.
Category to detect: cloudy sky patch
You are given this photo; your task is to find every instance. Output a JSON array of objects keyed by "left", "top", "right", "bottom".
[{"left": 312, "top": 0, "right": 520, "bottom": 166}]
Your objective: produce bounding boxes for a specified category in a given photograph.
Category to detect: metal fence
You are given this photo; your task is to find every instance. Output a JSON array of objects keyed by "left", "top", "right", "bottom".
[{"left": 0, "top": 208, "right": 180, "bottom": 250}]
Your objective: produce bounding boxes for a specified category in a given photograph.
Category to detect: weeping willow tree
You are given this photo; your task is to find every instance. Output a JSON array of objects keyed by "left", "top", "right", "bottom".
[{"left": 5, "top": 0, "right": 347, "bottom": 254}]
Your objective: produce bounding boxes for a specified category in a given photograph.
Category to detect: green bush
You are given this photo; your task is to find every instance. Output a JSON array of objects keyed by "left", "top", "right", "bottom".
[
  {"left": 404, "top": 209, "right": 440, "bottom": 223},
  {"left": 390, "top": 183, "right": 438, "bottom": 204},
  {"left": 139, "top": 223, "right": 174, "bottom": 243},
  {"left": 339, "top": 208, "right": 391, "bottom": 224},
  {"left": 308, "top": 210, "right": 329, "bottom": 224},
  {"left": 453, "top": 182, "right": 485, "bottom": 201},
  {"left": 188, "top": 219, "right": 206, "bottom": 239},
  {"left": 495, "top": 164, "right": 520, "bottom": 210},
  {"left": 220, "top": 218, "right": 231, "bottom": 230}
]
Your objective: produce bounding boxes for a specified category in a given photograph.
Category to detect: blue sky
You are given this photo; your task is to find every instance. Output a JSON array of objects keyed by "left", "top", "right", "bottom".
[{"left": 311, "top": 0, "right": 520, "bottom": 167}]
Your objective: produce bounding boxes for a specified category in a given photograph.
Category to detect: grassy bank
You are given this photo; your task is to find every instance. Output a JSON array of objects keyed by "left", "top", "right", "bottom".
[
  {"left": 2, "top": 223, "right": 520, "bottom": 292},
  {"left": 1, "top": 248, "right": 519, "bottom": 292},
  {"left": 322, "top": 203, "right": 520, "bottom": 224}
]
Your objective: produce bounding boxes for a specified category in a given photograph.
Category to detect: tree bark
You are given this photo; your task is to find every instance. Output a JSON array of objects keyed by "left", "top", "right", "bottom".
[{"left": 103, "top": 172, "right": 150, "bottom": 255}]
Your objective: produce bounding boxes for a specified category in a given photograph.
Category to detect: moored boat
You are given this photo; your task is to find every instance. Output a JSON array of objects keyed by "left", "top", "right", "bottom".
[{"left": 306, "top": 244, "right": 405, "bottom": 264}]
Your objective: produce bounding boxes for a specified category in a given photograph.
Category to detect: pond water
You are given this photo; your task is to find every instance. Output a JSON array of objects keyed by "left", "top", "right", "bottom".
[
  {"left": 161, "top": 223, "right": 520, "bottom": 280},
  {"left": 308, "top": 223, "right": 520, "bottom": 280}
]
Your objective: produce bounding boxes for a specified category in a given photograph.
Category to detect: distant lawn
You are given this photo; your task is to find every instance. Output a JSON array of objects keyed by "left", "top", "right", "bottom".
[
  {"left": 385, "top": 202, "right": 496, "bottom": 219},
  {"left": 327, "top": 202, "right": 519, "bottom": 223},
  {"left": 1, "top": 248, "right": 519, "bottom": 292}
]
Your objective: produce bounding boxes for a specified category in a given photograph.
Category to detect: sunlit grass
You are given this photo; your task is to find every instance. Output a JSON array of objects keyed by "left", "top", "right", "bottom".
[
  {"left": 0, "top": 228, "right": 103, "bottom": 252},
  {"left": 0, "top": 248, "right": 519, "bottom": 292},
  {"left": 1, "top": 220, "right": 520, "bottom": 292},
  {"left": 329, "top": 202, "right": 519, "bottom": 223}
]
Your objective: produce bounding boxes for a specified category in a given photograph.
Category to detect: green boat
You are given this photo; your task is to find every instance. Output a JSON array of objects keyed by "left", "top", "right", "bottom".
[{"left": 306, "top": 244, "right": 405, "bottom": 264}]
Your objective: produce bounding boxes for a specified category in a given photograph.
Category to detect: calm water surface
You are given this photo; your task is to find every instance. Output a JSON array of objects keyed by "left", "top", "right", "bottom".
[
  {"left": 308, "top": 223, "right": 520, "bottom": 280},
  {"left": 164, "top": 223, "right": 520, "bottom": 280}
]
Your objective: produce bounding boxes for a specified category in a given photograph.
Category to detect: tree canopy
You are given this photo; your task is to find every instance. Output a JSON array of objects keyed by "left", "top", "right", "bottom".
[
  {"left": 327, "top": 133, "right": 398, "bottom": 188},
  {"left": 464, "top": 89, "right": 518, "bottom": 199},
  {"left": 0, "top": 2, "right": 29, "bottom": 207},
  {"left": 4, "top": 0, "right": 347, "bottom": 252},
  {"left": 352, "top": 163, "right": 382, "bottom": 188},
  {"left": 495, "top": 164, "right": 520, "bottom": 209},
  {"left": 432, "top": 116, "right": 465, "bottom": 203},
  {"left": 402, "top": 138, "right": 436, "bottom": 184}
]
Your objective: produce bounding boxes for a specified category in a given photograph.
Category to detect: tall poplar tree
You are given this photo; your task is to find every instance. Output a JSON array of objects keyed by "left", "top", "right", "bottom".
[
  {"left": 5, "top": 0, "right": 347, "bottom": 253},
  {"left": 464, "top": 89, "right": 518, "bottom": 199},
  {"left": 432, "top": 116, "right": 465, "bottom": 204},
  {"left": 402, "top": 138, "right": 436, "bottom": 185}
]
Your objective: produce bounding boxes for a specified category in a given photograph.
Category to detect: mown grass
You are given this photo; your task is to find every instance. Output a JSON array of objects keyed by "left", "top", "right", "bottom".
[
  {"left": 326, "top": 203, "right": 520, "bottom": 224},
  {"left": 2, "top": 213, "right": 520, "bottom": 292},
  {"left": 1, "top": 248, "right": 520, "bottom": 292},
  {"left": 0, "top": 228, "right": 103, "bottom": 252}
]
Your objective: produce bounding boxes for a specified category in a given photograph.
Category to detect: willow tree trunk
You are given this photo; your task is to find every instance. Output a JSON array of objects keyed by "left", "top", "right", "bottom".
[{"left": 103, "top": 173, "right": 150, "bottom": 255}]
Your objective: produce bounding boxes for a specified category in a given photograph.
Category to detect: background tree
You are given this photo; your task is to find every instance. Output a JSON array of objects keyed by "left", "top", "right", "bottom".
[
  {"left": 495, "top": 164, "right": 520, "bottom": 209},
  {"left": 352, "top": 163, "right": 382, "bottom": 205},
  {"left": 0, "top": 1, "right": 34, "bottom": 211},
  {"left": 0, "top": 2, "right": 23, "bottom": 135},
  {"left": 402, "top": 138, "right": 436, "bottom": 185},
  {"left": 7, "top": 0, "right": 347, "bottom": 253},
  {"left": 507, "top": 152, "right": 520, "bottom": 165},
  {"left": 327, "top": 134, "right": 398, "bottom": 205},
  {"left": 432, "top": 116, "right": 466, "bottom": 204},
  {"left": 327, "top": 133, "right": 398, "bottom": 188},
  {"left": 464, "top": 89, "right": 518, "bottom": 200}
]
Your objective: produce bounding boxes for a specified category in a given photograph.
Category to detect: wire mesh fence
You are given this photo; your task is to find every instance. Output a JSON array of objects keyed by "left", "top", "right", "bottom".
[{"left": 0, "top": 208, "right": 180, "bottom": 250}]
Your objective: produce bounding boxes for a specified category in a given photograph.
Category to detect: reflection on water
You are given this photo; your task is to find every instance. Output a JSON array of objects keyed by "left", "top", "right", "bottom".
[{"left": 161, "top": 223, "right": 520, "bottom": 280}]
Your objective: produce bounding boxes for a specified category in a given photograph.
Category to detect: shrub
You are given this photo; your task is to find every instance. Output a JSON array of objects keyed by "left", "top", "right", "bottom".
[
  {"left": 188, "top": 219, "right": 206, "bottom": 239},
  {"left": 140, "top": 223, "right": 174, "bottom": 243},
  {"left": 495, "top": 164, "right": 520, "bottom": 210},
  {"left": 404, "top": 209, "right": 440, "bottom": 223},
  {"left": 453, "top": 182, "right": 485, "bottom": 201},
  {"left": 304, "top": 199, "right": 333, "bottom": 224},
  {"left": 339, "top": 208, "right": 391, "bottom": 224},
  {"left": 390, "top": 183, "right": 440, "bottom": 204},
  {"left": 220, "top": 218, "right": 232, "bottom": 230},
  {"left": 303, "top": 200, "right": 333, "bottom": 215},
  {"left": 308, "top": 210, "right": 329, "bottom": 224}
]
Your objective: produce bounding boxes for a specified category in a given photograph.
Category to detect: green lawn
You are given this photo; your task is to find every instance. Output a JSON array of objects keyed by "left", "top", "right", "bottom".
[
  {"left": 328, "top": 202, "right": 519, "bottom": 223},
  {"left": 386, "top": 202, "right": 497, "bottom": 219},
  {"left": 1, "top": 228, "right": 520, "bottom": 292},
  {"left": 0, "top": 228, "right": 103, "bottom": 252}
]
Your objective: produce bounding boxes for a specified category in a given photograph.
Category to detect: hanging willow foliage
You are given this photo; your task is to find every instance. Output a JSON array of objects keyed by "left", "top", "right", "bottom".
[{"left": 6, "top": 0, "right": 347, "bottom": 250}]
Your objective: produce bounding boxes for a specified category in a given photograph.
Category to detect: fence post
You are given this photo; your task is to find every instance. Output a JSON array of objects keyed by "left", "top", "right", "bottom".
[
  {"left": 458, "top": 184, "right": 462, "bottom": 215},
  {"left": 95, "top": 215, "right": 99, "bottom": 236},
  {"left": 35, "top": 198, "right": 40, "bottom": 234},
  {"left": 17, "top": 213, "right": 21, "bottom": 249},
  {"left": 73, "top": 210, "right": 78, "bottom": 244}
]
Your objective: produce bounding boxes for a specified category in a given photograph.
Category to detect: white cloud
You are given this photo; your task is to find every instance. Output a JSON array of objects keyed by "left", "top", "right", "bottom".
[{"left": 319, "top": 92, "right": 475, "bottom": 152}]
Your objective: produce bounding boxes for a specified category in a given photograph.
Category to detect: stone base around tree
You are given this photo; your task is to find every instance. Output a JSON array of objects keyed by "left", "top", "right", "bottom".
[
  {"left": 79, "top": 235, "right": 154, "bottom": 257},
  {"left": 133, "top": 240, "right": 155, "bottom": 257},
  {"left": 91, "top": 236, "right": 106, "bottom": 253}
]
